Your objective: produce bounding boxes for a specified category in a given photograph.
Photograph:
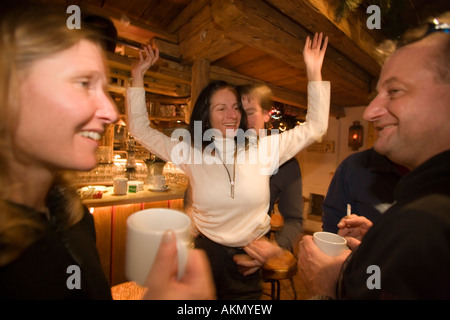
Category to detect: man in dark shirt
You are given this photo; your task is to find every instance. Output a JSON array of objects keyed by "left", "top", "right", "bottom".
[
  {"left": 239, "top": 84, "right": 303, "bottom": 252},
  {"left": 298, "top": 27, "right": 450, "bottom": 299},
  {"left": 233, "top": 84, "right": 303, "bottom": 275},
  {"left": 322, "top": 148, "right": 405, "bottom": 233}
]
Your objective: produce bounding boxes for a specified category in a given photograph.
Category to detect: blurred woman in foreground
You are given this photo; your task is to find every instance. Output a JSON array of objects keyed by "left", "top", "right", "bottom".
[{"left": 0, "top": 3, "right": 214, "bottom": 299}]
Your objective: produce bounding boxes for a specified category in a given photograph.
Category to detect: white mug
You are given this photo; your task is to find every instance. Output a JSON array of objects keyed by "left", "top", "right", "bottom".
[
  {"left": 150, "top": 174, "right": 166, "bottom": 189},
  {"left": 125, "top": 208, "right": 191, "bottom": 286},
  {"left": 113, "top": 177, "right": 128, "bottom": 195},
  {"left": 313, "top": 231, "right": 348, "bottom": 257}
]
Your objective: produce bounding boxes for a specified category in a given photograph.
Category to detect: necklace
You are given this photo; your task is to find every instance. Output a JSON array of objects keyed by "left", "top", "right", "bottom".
[
  {"left": 221, "top": 152, "right": 236, "bottom": 199},
  {"left": 216, "top": 142, "right": 237, "bottom": 199}
]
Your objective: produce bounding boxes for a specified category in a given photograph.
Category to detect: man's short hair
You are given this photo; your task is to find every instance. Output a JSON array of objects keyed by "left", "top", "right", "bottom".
[
  {"left": 238, "top": 84, "right": 273, "bottom": 112},
  {"left": 399, "top": 16, "right": 450, "bottom": 84}
]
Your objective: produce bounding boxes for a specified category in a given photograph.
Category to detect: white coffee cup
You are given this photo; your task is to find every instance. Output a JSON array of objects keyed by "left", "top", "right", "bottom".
[
  {"left": 313, "top": 231, "right": 348, "bottom": 257},
  {"left": 150, "top": 174, "right": 166, "bottom": 189},
  {"left": 113, "top": 177, "right": 128, "bottom": 195},
  {"left": 125, "top": 208, "right": 191, "bottom": 286}
]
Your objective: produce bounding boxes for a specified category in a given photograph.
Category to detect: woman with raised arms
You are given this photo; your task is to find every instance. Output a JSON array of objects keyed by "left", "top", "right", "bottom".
[{"left": 128, "top": 33, "right": 329, "bottom": 299}]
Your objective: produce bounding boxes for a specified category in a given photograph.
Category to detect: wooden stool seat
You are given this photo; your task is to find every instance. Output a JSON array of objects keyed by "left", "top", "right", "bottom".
[
  {"left": 261, "top": 209, "right": 298, "bottom": 299},
  {"left": 111, "top": 281, "right": 145, "bottom": 300},
  {"left": 261, "top": 250, "right": 297, "bottom": 299},
  {"left": 269, "top": 212, "right": 284, "bottom": 231}
]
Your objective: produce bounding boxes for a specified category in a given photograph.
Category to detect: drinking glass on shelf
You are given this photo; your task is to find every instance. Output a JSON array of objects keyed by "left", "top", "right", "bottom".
[
  {"left": 160, "top": 105, "right": 167, "bottom": 117},
  {"left": 176, "top": 172, "right": 188, "bottom": 185},
  {"left": 135, "top": 162, "right": 147, "bottom": 181},
  {"left": 163, "top": 162, "right": 175, "bottom": 184},
  {"left": 150, "top": 102, "right": 154, "bottom": 116},
  {"left": 168, "top": 105, "right": 176, "bottom": 117},
  {"left": 162, "top": 161, "right": 188, "bottom": 185}
]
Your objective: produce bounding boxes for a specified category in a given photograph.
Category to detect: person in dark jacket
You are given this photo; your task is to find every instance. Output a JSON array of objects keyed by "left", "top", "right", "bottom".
[
  {"left": 238, "top": 83, "right": 303, "bottom": 252},
  {"left": 298, "top": 23, "right": 450, "bottom": 299},
  {"left": 322, "top": 148, "right": 406, "bottom": 233}
]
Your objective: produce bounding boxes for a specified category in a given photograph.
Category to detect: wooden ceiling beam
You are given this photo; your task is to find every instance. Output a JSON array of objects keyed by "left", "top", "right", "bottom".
[
  {"left": 211, "top": 65, "right": 345, "bottom": 118},
  {"left": 208, "top": 0, "right": 372, "bottom": 103},
  {"left": 177, "top": 5, "right": 246, "bottom": 63},
  {"left": 106, "top": 52, "right": 191, "bottom": 85},
  {"left": 107, "top": 47, "right": 345, "bottom": 116},
  {"left": 76, "top": 2, "right": 184, "bottom": 64},
  {"left": 77, "top": 2, "right": 178, "bottom": 44},
  {"left": 180, "top": 20, "right": 246, "bottom": 63},
  {"left": 265, "top": 0, "right": 383, "bottom": 77},
  {"left": 167, "top": 0, "right": 211, "bottom": 34}
]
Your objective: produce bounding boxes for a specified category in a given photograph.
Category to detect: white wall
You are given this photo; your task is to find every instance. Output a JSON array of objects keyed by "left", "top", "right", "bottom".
[
  {"left": 298, "top": 106, "right": 369, "bottom": 214},
  {"left": 337, "top": 107, "right": 369, "bottom": 163}
]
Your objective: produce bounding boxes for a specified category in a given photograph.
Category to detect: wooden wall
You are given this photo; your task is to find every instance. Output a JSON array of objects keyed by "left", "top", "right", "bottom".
[{"left": 91, "top": 199, "right": 184, "bottom": 286}]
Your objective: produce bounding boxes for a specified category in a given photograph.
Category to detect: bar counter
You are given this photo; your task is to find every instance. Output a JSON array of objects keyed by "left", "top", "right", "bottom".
[
  {"left": 82, "top": 182, "right": 187, "bottom": 286},
  {"left": 82, "top": 183, "right": 187, "bottom": 208}
]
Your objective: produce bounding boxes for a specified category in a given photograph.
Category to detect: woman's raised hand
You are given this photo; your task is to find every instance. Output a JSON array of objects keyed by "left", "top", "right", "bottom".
[
  {"left": 131, "top": 44, "right": 159, "bottom": 87},
  {"left": 303, "top": 32, "right": 328, "bottom": 81}
]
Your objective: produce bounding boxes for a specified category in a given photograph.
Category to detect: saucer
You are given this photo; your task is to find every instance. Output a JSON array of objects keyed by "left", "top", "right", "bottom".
[{"left": 148, "top": 185, "right": 170, "bottom": 192}]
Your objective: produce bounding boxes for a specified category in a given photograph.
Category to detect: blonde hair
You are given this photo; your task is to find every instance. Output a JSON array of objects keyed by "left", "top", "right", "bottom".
[
  {"left": 238, "top": 84, "right": 273, "bottom": 112},
  {"left": 0, "top": 3, "right": 103, "bottom": 266}
]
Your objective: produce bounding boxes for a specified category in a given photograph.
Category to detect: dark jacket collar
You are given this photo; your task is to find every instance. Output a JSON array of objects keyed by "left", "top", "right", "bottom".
[
  {"left": 366, "top": 148, "right": 397, "bottom": 173},
  {"left": 395, "top": 149, "right": 450, "bottom": 202}
]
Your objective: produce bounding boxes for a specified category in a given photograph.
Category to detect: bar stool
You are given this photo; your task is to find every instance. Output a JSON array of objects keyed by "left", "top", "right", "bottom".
[
  {"left": 262, "top": 250, "right": 297, "bottom": 300},
  {"left": 261, "top": 211, "right": 298, "bottom": 300}
]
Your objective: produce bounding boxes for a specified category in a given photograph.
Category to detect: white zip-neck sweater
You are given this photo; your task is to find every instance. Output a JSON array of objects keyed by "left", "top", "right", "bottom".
[{"left": 127, "top": 81, "right": 330, "bottom": 247}]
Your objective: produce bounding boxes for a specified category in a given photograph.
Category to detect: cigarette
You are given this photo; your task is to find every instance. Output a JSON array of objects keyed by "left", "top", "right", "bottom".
[{"left": 347, "top": 204, "right": 351, "bottom": 216}]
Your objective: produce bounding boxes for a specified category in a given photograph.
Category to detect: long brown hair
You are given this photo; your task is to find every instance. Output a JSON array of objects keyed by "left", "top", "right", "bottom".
[
  {"left": 0, "top": 3, "right": 104, "bottom": 266},
  {"left": 187, "top": 80, "right": 248, "bottom": 150}
]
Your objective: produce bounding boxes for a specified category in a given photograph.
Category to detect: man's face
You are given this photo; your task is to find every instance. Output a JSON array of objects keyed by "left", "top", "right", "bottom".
[
  {"left": 363, "top": 36, "right": 450, "bottom": 169},
  {"left": 241, "top": 95, "right": 270, "bottom": 135}
]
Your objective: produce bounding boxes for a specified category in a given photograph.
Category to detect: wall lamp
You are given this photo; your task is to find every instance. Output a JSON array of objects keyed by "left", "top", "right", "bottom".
[{"left": 348, "top": 121, "right": 364, "bottom": 151}]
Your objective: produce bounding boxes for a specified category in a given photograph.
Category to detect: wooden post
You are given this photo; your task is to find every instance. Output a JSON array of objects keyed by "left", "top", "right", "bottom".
[{"left": 187, "top": 58, "right": 210, "bottom": 124}]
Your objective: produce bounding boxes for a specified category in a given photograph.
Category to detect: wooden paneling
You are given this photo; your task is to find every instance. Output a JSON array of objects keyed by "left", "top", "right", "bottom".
[
  {"left": 167, "top": 0, "right": 210, "bottom": 33},
  {"left": 167, "top": 199, "right": 185, "bottom": 211},
  {"left": 110, "top": 203, "right": 142, "bottom": 285},
  {"left": 95, "top": 200, "right": 182, "bottom": 286},
  {"left": 189, "top": 58, "right": 211, "bottom": 122},
  {"left": 265, "top": 0, "right": 383, "bottom": 76},
  {"left": 209, "top": 0, "right": 372, "bottom": 106},
  {"left": 92, "top": 206, "right": 112, "bottom": 281}
]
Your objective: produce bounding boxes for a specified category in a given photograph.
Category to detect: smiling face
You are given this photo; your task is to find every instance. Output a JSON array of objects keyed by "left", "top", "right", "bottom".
[
  {"left": 363, "top": 35, "right": 450, "bottom": 169},
  {"left": 16, "top": 40, "right": 118, "bottom": 172},
  {"left": 209, "top": 88, "right": 242, "bottom": 137}
]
